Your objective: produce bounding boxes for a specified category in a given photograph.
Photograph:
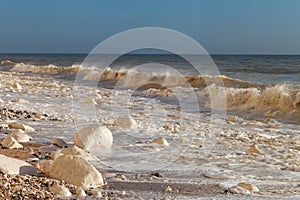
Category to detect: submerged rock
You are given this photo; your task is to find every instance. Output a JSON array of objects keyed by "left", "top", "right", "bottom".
[
  {"left": 115, "top": 115, "right": 138, "bottom": 129},
  {"left": 1, "top": 135, "right": 23, "bottom": 149},
  {"left": 74, "top": 125, "right": 113, "bottom": 152},
  {"left": 0, "top": 154, "right": 37, "bottom": 175},
  {"left": 49, "top": 155, "right": 104, "bottom": 188}
]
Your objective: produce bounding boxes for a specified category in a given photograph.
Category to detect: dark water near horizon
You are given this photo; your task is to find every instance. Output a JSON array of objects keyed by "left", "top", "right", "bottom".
[{"left": 0, "top": 54, "right": 299, "bottom": 84}]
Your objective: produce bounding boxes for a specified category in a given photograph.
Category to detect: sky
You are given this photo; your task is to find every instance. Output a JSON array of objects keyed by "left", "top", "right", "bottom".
[{"left": 0, "top": 0, "right": 299, "bottom": 54}]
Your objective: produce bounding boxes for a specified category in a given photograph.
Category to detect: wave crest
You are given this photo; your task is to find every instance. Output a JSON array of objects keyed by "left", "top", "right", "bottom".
[{"left": 11, "top": 63, "right": 80, "bottom": 74}]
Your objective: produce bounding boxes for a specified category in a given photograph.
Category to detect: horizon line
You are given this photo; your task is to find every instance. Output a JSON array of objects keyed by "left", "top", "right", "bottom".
[{"left": 1, "top": 52, "right": 300, "bottom": 56}]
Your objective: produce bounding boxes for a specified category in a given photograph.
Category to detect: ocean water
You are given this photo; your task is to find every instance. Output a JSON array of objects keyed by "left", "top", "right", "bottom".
[
  {"left": 1, "top": 54, "right": 300, "bottom": 84},
  {"left": 1, "top": 54, "right": 300, "bottom": 195}
]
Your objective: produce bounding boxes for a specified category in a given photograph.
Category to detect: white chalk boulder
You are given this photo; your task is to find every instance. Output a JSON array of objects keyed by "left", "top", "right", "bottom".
[
  {"left": 74, "top": 125, "right": 113, "bottom": 152},
  {"left": 1, "top": 136, "right": 23, "bottom": 149},
  {"left": 0, "top": 154, "right": 37, "bottom": 175},
  {"left": 115, "top": 115, "right": 137, "bottom": 129},
  {"left": 10, "top": 130, "right": 31, "bottom": 142},
  {"left": 8, "top": 121, "right": 34, "bottom": 132},
  {"left": 49, "top": 155, "right": 104, "bottom": 188},
  {"left": 61, "top": 146, "right": 98, "bottom": 161}
]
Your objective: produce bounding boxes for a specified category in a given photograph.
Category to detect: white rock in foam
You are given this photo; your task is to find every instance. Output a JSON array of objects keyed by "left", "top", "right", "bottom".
[
  {"left": 115, "top": 115, "right": 138, "bottom": 129},
  {"left": 74, "top": 125, "right": 113, "bottom": 152},
  {"left": 8, "top": 121, "right": 34, "bottom": 132},
  {"left": 10, "top": 130, "right": 31, "bottom": 142},
  {"left": 0, "top": 154, "right": 37, "bottom": 175},
  {"left": 11, "top": 83, "right": 22, "bottom": 90},
  {"left": 152, "top": 137, "right": 169, "bottom": 146},
  {"left": 49, "top": 155, "right": 104, "bottom": 188},
  {"left": 1, "top": 136, "right": 23, "bottom": 149}
]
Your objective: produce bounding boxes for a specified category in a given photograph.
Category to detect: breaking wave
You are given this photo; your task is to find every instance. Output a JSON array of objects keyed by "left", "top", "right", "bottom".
[
  {"left": 0, "top": 60, "right": 15, "bottom": 65},
  {"left": 8, "top": 63, "right": 300, "bottom": 119},
  {"left": 11, "top": 63, "right": 80, "bottom": 74},
  {"left": 208, "top": 84, "right": 300, "bottom": 120}
]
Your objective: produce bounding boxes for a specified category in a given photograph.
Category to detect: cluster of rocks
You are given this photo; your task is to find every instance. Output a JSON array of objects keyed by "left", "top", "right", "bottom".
[
  {"left": 0, "top": 120, "right": 115, "bottom": 199},
  {"left": 0, "top": 108, "right": 48, "bottom": 122}
]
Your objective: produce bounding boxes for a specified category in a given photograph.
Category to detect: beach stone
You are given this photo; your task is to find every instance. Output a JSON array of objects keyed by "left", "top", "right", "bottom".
[
  {"left": 94, "top": 92, "right": 102, "bottom": 99},
  {"left": 237, "top": 182, "right": 259, "bottom": 192},
  {"left": 8, "top": 121, "right": 34, "bottom": 132},
  {"left": 76, "top": 187, "right": 86, "bottom": 197},
  {"left": 12, "top": 98, "right": 29, "bottom": 103},
  {"left": 91, "top": 188, "right": 102, "bottom": 197},
  {"left": 229, "top": 186, "right": 251, "bottom": 195},
  {"left": 51, "top": 138, "right": 68, "bottom": 148},
  {"left": 61, "top": 146, "right": 97, "bottom": 161},
  {"left": 10, "top": 130, "right": 31, "bottom": 142},
  {"left": 1, "top": 135, "right": 23, "bottom": 149},
  {"left": 74, "top": 125, "right": 113, "bottom": 152},
  {"left": 49, "top": 155, "right": 104, "bottom": 188},
  {"left": 115, "top": 115, "right": 138, "bottom": 129},
  {"left": 49, "top": 185, "right": 72, "bottom": 197},
  {"left": 36, "top": 160, "right": 53, "bottom": 174},
  {"left": 152, "top": 137, "right": 169, "bottom": 146},
  {"left": 0, "top": 154, "right": 37, "bottom": 175},
  {"left": 246, "top": 144, "right": 263, "bottom": 155},
  {"left": 11, "top": 83, "right": 22, "bottom": 90}
]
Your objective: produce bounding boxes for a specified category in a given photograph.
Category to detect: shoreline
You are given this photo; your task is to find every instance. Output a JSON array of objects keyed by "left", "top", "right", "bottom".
[{"left": 0, "top": 70, "right": 299, "bottom": 199}]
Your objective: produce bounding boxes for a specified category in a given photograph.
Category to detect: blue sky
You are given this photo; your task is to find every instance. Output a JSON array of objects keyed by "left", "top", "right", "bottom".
[{"left": 0, "top": 0, "right": 299, "bottom": 54}]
